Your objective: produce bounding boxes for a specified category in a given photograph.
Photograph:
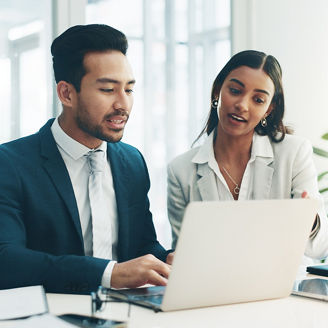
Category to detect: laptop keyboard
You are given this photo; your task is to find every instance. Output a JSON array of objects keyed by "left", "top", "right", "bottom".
[
  {"left": 108, "top": 286, "right": 165, "bottom": 310},
  {"left": 130, "top": 293, "right": 164, "bottom": 305}
]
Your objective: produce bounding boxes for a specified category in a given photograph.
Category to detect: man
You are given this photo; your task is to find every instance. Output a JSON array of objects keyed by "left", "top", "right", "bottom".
[{"left": 0, "top": 24, "right": 172, "bottom": 294}]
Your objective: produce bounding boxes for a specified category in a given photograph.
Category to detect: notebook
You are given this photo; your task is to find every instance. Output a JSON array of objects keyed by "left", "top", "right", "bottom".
[
  {"left": 306, "top": 264, "right": 328, "bottom": 277},
  {"left": 108, "top": 199, "right": 319, "bottom": 311}
]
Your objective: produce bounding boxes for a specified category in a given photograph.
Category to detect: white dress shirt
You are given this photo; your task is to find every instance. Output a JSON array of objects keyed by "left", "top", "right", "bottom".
[
  {"left": 206, "top": 132, "right": 257, "bottom": 201},
  {"left": 51, "top": 117, "right": 117, "bottom": 287}
]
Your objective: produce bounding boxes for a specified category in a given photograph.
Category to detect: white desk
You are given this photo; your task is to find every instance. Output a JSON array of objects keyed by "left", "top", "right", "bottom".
[
  {"left": 46, "top": 276, "right": 328, "bottom": 328},
  {"left": 1, "top": 275, "right": 328, "bottom": 327}
]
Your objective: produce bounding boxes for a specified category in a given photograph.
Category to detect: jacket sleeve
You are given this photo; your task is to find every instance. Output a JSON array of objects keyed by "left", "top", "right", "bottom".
[
  {"left": 167, "top": 162, "right": 189, "bottom": 249},
  {"left": 291, "top": 138, "right": 328, "bottom": 259},
  {"left": 0, "top": 149, "right": 109, "bottom": 294}
]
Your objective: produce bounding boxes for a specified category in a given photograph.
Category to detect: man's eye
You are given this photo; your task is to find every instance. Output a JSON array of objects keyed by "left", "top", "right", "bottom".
[
  {"left": 100, "top": 88, "right": 114, "bottom": 92},
  {"left": 126, "top": 89, "right": 134, "bottom": 94}
]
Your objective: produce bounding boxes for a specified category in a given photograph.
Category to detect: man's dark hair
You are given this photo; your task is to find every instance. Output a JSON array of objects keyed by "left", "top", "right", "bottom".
[{"left": 51, "top": 24, "right": 128, "bottom": 92}]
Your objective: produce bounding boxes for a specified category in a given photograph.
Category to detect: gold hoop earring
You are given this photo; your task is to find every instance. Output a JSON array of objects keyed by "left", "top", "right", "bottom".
[{"left": 261, "top": 117, "right": 267, "bottom": 127}]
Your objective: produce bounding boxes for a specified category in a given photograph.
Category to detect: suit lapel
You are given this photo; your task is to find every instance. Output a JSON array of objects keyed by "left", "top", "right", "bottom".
[
  {"left": 107, "top": 143, "right": 129, "bottom": 260},
  {"left": 251, "top": 134, "right": 274, "bottom": 199},
  {"left": 107, "top": 143, "right": 129, "bottom": 214},
  {"left": 196, "top": 163, "right": 219, "bottom": 201},
  {"left": 252, "top": 158, "right": 274, "bottom": 199},
  {"left": 39, "top": 120, "right": 83, "bottom": 244}
]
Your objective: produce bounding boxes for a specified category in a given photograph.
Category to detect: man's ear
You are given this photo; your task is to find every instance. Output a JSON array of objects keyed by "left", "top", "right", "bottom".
[{"left": 57, "top": 81, "right": 75, "bottom": 107}]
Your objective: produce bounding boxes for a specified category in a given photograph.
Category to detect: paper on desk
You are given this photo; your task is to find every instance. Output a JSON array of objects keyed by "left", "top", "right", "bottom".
[
  {"left": 12, "top": 314, "right": 76, "bottom": 328},
  {"left": 0, "top": 285, "right": 48, "bottom": 320}
]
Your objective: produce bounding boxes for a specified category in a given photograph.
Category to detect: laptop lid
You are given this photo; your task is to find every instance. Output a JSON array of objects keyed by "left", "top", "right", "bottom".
[{"left": 161, "top": 199, "right": 318, "bottom": 311}]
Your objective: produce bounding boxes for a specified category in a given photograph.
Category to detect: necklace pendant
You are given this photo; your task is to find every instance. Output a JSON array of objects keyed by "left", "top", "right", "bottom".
[{"left": 234, "top": 185, "right": 240, "bottom": 195}]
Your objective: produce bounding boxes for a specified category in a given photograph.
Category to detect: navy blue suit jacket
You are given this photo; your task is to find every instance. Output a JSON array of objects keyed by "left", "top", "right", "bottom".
[{"left": 0, "top": 119, "right": 168, "bottom": 293}]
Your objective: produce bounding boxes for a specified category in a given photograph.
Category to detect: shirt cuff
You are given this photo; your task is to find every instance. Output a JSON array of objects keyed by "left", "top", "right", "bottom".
[{"left": 101, "top": 261, "right": 117, "bottom": 288}]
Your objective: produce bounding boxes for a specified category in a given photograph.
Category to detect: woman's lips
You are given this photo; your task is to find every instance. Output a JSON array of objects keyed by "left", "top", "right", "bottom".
[{"left": 228, "top": 113, "right": 247, "bottom": 123}]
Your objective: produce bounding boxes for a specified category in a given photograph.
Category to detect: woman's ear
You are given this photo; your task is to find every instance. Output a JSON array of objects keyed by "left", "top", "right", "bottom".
[
  {"left": 57, "top": 81, "right": 75, "bottom": 107},
  {"left": 265, "top": 103, "right": 274, "bottom": 118}
]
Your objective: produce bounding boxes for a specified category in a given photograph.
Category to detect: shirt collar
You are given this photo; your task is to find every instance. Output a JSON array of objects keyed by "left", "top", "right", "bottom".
[
  {"left": 191, "top": 130, "right": 273, "bottom": 165},
  {"left": 191, "top": 130, "right": 216, "bottom": 164},
  {"left": 51, "top": 117, "right": 107, "bottom": 160},
  {"left": 251, "top": 132, "right": 274, "bottom": 160}
]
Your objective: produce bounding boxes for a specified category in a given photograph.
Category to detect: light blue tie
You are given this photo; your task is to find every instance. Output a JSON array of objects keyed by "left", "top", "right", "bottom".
[{"left": 86, "top": 150, "right": 112, "bottom": 259}]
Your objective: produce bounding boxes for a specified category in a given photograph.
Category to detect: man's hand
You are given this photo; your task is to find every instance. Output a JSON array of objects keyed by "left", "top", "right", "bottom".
[
  {"left": 111, "top": 254, "right": 171, "bottom": 289},
  {"left": 166, "top": 251, "right": 175, "bottom": 265}
]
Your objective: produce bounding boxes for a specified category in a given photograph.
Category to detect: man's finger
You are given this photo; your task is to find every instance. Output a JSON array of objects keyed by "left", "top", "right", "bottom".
[
  {"left": 150, "top": 260, "right": 171, "bottom": 279},
  {"left": 146, "top": 270, "right": 168, "bottom": 286},
  {"left": 166, "top": 252, "right": 174, "bottom": 265}
]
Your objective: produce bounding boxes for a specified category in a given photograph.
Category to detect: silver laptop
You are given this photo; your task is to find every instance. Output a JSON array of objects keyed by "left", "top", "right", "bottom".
[{"left": 107, "top": 199, "right": 318, "bottom": 311}]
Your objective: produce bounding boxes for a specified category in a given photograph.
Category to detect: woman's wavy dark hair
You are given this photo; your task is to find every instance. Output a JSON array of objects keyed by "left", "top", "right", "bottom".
[{"left": 194, "top": 50, "right": 291, "bottom": 145}]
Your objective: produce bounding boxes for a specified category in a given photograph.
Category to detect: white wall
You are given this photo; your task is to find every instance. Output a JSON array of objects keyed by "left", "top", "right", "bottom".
[{"left": 232, "top": 0, "right": 328, "bottom": 172}]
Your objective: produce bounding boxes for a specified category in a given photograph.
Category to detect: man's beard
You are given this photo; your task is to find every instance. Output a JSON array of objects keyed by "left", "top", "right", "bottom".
[{"left": 76, "top": 99, "right": 129, "bottom": 144}]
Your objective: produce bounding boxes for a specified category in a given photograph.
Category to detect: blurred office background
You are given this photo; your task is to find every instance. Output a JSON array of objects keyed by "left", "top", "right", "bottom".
[{"left": 1, "top": 0, "right": 328, "bottom": 248}]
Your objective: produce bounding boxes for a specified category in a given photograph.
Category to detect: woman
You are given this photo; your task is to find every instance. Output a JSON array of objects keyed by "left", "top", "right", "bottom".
[{"left": 167, "top": 50, "right": 328, "bottom": 260}]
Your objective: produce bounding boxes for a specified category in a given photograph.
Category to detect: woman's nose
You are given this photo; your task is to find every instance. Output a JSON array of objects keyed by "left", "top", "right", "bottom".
[{"left": 234, "top": 96, "right": 249, "bottom": 112}]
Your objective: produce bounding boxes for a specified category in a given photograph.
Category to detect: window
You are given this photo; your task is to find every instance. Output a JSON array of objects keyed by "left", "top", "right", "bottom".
[
  {"left": 0, "top": 0, "right": 53, "bottom": 143},
  {"left": 0, "top": 0, "right": 231, "bottom": 248},
  {"left": 86, "top": 0, "right": 231, "bottom": 248}
]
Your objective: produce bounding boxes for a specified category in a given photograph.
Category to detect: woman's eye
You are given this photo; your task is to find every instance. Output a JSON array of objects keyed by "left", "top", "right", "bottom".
[
  {"left": 229, "top": 87, "right": 241, "bottom": 95},
  {"left": 126, "top": 89, "right": 134, "bottom": 94},
  {"left": 254, "top": 97, "right": 265, "bottom": 104}
]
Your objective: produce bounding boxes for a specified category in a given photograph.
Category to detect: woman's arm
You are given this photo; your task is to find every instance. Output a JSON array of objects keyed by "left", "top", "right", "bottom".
[
  {"left": 167, "top": 163, "right": 188, "bottom": 249},
  {"left": 292, "top": 139, "right": 328, "bottom": 259}
]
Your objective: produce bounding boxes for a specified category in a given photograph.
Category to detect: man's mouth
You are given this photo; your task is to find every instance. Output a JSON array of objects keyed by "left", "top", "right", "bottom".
[
  {"left": 106, "top": 115, "right": 128, "bottom": 130},
  {"left": 108, "top": 119, "right": 125, "bottom": 124}
]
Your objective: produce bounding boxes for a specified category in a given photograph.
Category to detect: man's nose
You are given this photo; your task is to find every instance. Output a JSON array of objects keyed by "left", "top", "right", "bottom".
[{"left": 113, "top": 91, "right": 130, "bottom": 110}]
